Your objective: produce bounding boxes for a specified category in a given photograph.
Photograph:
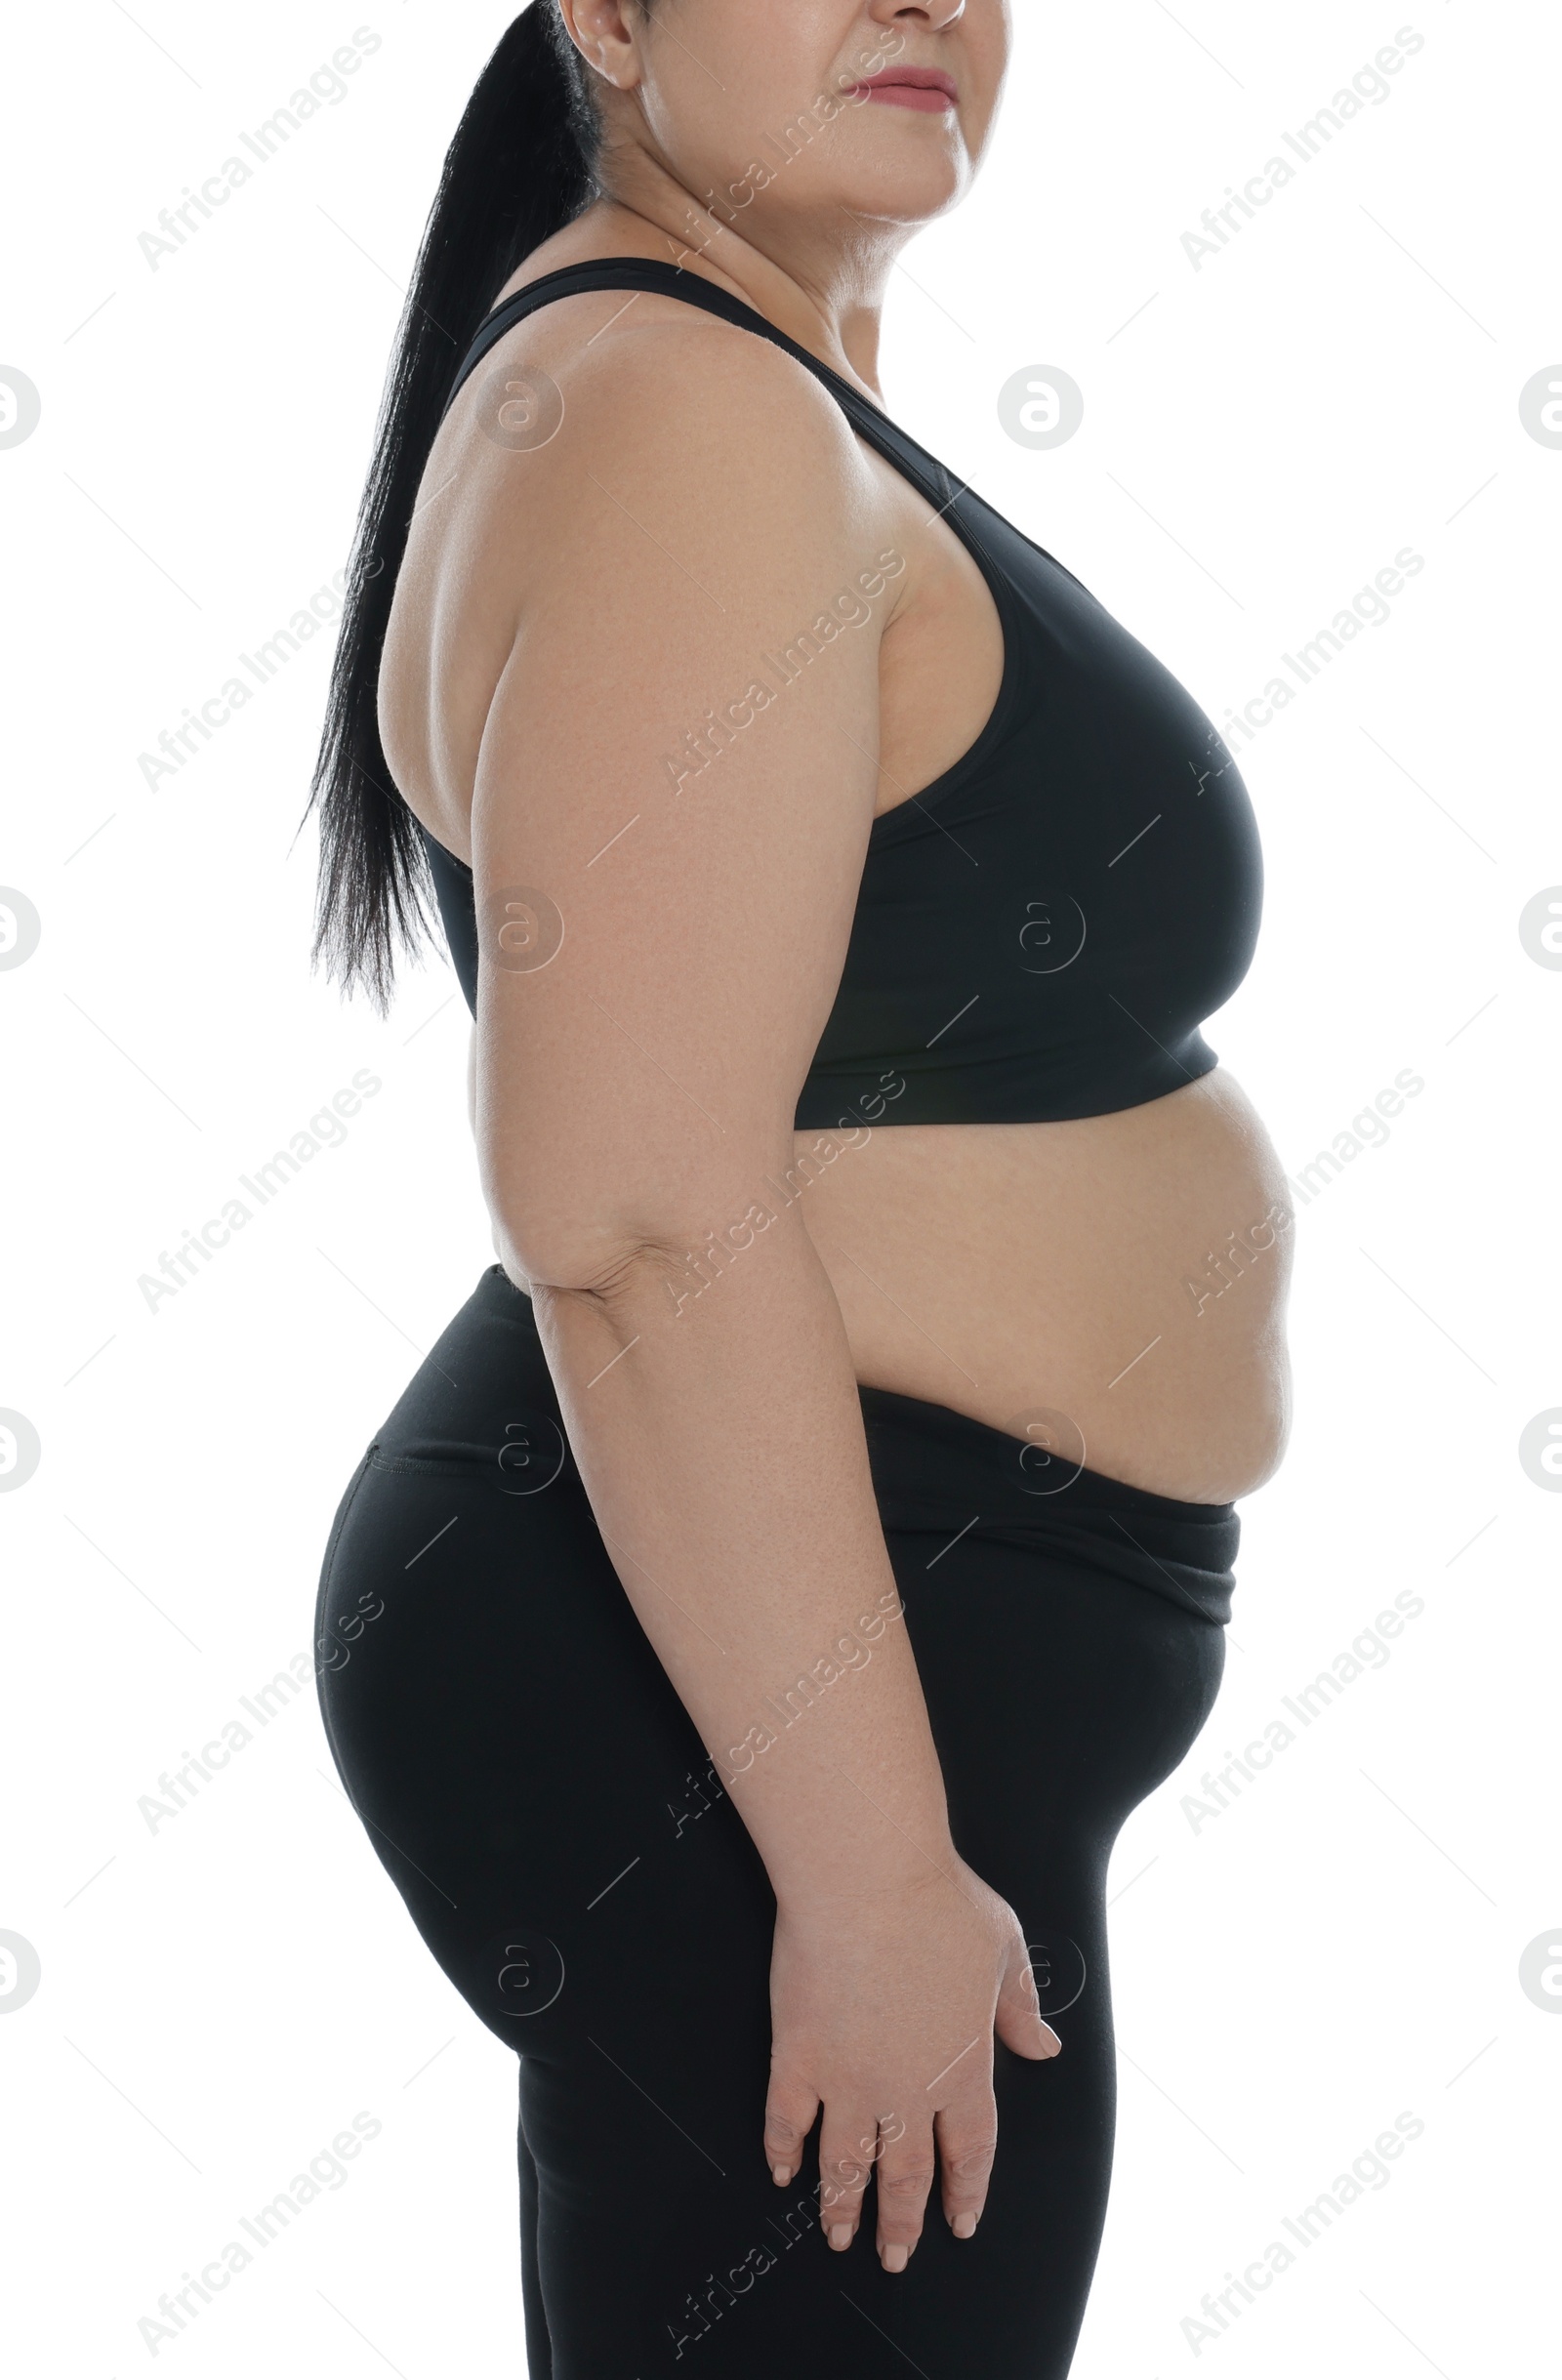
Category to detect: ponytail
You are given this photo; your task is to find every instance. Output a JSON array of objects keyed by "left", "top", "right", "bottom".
[{"left": 307, "top": 2, "right": 608, "bottom": 1008}]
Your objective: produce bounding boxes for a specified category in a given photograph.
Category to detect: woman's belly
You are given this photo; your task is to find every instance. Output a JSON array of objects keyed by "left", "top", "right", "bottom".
[{"left": 796, "top": 1068, "right": 1295, "bottom": 1504}]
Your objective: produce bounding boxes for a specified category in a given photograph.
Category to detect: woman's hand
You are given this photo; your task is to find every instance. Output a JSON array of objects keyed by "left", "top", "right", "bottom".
[{"left": 764, "top": 1860, "right": 1061, "bottom": 2271}]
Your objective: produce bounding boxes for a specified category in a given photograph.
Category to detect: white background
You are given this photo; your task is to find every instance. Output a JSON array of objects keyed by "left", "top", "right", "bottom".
[{"left": 3, "top": 1, "right": 1557, "bottom": 2372}]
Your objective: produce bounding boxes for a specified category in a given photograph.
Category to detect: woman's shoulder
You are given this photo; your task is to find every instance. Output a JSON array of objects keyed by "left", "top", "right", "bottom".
[
  {"left": 431, "top": 270, "right": 881, "bottom": 600},
  {"left": 382, "top": 254, "right": 890, "bottom": 842}
]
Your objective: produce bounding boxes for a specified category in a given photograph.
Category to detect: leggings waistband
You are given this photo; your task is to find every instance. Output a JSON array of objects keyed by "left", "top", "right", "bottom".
[{"left": 857, "top": 1382, "right": 1237, "bottom": 1627}]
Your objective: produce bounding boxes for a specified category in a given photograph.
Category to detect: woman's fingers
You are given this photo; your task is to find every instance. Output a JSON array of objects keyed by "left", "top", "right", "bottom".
[
  {"left": 817, "top": 2107, "right": 878, "bottom": 2248},
  {"left": 994, "top": 1937, "right": 1063, "bottom": 2061},
  {"left": 874, "top": 2113, "right": 936, "bottom": 2270},
  {"left": 762, "top": 2071, "right": 818, "bottom": 2188},
  {"left": 934, "top": 2092, "right": 999, "bottom": 2238}
]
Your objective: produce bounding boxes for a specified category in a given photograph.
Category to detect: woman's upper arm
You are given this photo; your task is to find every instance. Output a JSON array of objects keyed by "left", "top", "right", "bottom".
[{"left": 469, "top": 323, "right": 893, "bottom": 1288}]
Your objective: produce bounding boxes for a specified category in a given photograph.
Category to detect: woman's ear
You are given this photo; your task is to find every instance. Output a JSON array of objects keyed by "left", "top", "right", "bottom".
[{"left": 557, "top": 0, "right": 646, "bottom": 92}]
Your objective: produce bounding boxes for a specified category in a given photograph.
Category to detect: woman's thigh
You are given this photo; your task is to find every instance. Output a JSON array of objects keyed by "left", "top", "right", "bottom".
[{"left": 315, "top": 1269, "right": 1224, "bottom": 2378}]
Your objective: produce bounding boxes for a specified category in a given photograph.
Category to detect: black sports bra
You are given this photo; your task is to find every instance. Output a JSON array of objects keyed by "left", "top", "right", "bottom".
[{"left": 416, "top": 257, "right": 1262, "bottom": 1129}]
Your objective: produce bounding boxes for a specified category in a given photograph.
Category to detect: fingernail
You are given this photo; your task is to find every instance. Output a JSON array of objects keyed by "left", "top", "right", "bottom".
[
  {"left": 882, "top": 2241, "right": 909, "bottom": 2274},
  {"left": 953, "top": 2210, "right": 978, "bottom": 2238},
  {"left": 829, "top": 2224, "right": 852, "bottom": 2252},
  {"left": 772, "top": 2163, "right": 791, "bottom": 2186}
]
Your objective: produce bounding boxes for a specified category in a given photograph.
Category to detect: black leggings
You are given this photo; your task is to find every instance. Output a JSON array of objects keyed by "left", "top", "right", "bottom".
[{"left": 316, "top": 1265, "right": 1236, "bottom": 2378}]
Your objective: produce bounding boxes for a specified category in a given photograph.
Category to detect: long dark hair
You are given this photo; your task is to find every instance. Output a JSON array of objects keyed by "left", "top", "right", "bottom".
[{"left": 307, "top": 2, "right": 627, "bottom": 1009}]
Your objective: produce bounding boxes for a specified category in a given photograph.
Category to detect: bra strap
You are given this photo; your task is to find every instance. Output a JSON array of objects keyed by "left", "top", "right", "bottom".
[{"left": 443, "top": 254, "right": 875, "bottom": 419}]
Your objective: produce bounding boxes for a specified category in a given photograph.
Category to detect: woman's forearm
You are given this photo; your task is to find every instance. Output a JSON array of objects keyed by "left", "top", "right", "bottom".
[{"left": 521, "top": 1200, "right": 956, "bottom": 1909}]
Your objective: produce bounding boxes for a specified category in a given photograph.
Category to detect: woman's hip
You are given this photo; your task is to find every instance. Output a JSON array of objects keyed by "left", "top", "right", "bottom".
[{"left": 315, "top": 1266, "right": 1228, "bottom": 1906}]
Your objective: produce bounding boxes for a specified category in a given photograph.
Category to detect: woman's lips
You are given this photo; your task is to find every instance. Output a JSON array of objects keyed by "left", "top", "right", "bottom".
[{"left": 849, "top": 71, "right": 957, "bottom": 113}]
